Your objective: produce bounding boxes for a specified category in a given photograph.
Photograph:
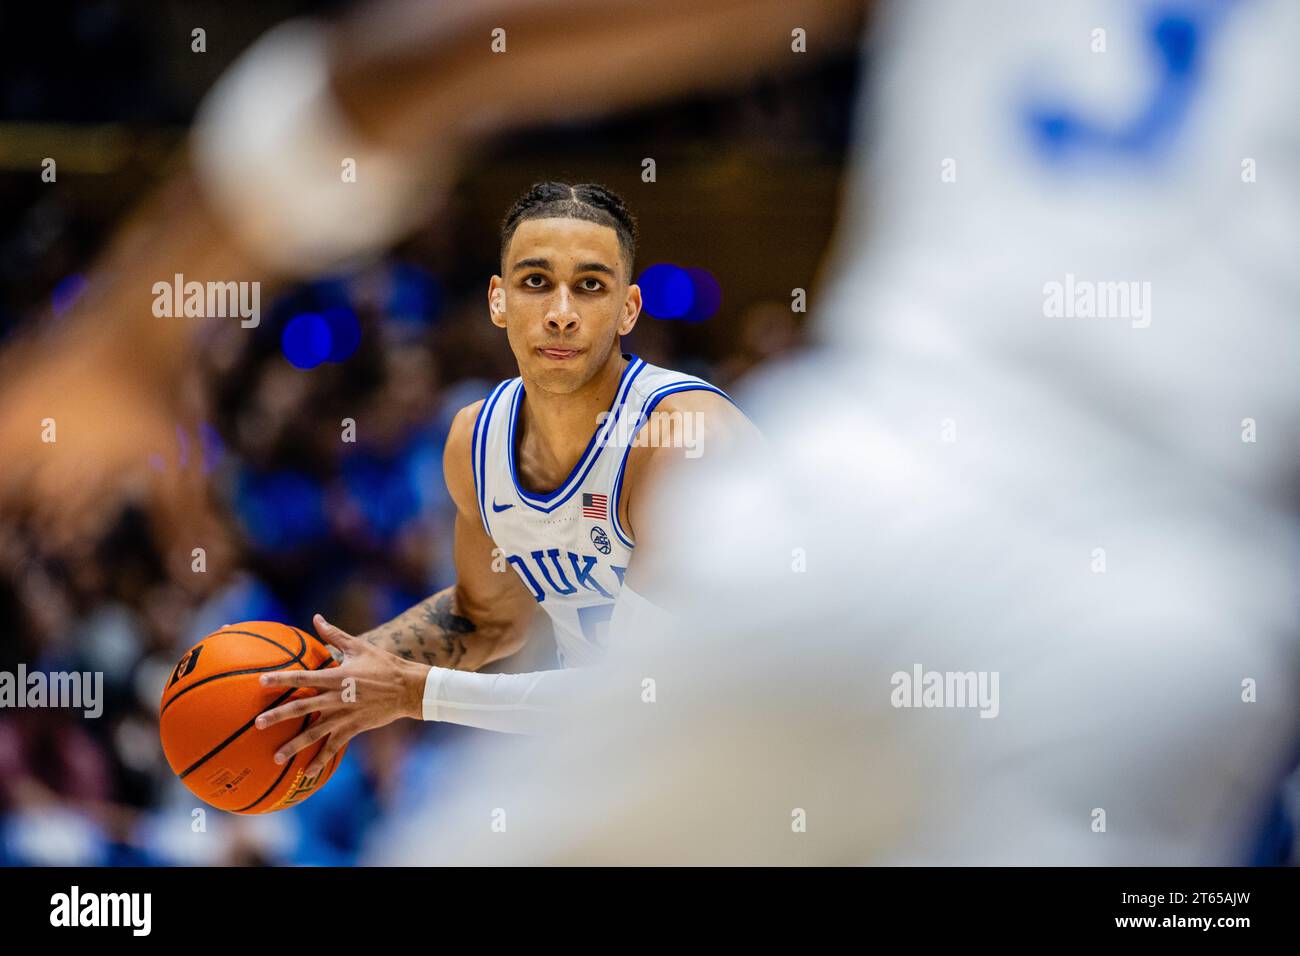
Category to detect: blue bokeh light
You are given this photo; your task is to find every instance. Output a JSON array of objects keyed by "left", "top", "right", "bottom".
[
  {"left": 638, "top": 263, "right": 694, "bottom": 319},
  {"left": 281, "top": 312, "right": 332, "bottom": 369},
  {"left": 323, "top": 306, "right": 362, "bottom": 362},
  {"left": 683, "top": 268, "right": 722, "bottom": 322}
]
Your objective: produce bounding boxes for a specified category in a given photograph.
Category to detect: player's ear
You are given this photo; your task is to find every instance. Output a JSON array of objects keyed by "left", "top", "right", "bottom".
[
  {"left": 487, "top": 276, "right": 507, "bottom": 329},
  {"left": 619, "top": 283, "right": 641, "bottom": 336}
]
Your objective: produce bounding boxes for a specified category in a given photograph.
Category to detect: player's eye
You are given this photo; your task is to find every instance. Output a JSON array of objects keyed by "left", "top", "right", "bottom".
[
  {"left": 522, "top": 274, "right": 547, "bottom": 289},
  {"left": 579, "top": 278, "right": 605, "bottom": 292}
]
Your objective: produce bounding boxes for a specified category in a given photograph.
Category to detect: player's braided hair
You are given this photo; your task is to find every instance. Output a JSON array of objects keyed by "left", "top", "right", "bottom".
[{"left": 500, "top": 182, "right": 638, "bottom": 280}]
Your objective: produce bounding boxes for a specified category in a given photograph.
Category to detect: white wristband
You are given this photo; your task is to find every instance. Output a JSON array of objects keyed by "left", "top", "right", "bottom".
[
  {"left": 421, "top": 665, "right": 448, "bottom": 723},
  {"left": 421, "top": 665, "right": 596, "bottom": 735}
]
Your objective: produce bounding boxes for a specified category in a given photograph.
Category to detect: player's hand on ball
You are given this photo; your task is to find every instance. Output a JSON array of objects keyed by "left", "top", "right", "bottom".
[{"left": 255, "top": 613, "right": 428, "bottom": 777}]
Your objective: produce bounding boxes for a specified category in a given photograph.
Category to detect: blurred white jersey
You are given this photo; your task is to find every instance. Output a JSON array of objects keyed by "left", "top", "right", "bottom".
[
  {"left": 821, "top": 0, "right": 1300, "bottom": 496},
  {"left": 472, "top": 354, "right": 728, "bottom": 668},
  {"left": 374, "top": 0, "right": 1300, "bottom": 865}
]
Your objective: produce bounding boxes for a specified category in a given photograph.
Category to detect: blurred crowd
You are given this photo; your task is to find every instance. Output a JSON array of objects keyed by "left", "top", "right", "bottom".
[{"left": 0, "top": 1, "right": 847, "bottom": 866}]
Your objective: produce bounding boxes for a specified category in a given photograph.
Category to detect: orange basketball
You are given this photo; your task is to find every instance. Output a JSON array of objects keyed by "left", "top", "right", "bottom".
[{"left": 159, "top": 621, "right": 347, "bottom": 814}]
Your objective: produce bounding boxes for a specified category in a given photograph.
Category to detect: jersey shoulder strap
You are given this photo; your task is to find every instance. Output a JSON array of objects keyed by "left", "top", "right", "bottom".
[
  {"left": 469, "top": 376, "right": 521, "bottom": 536},
  {"left": 608, "top": 360, "right": 736, "bottom": 548}
]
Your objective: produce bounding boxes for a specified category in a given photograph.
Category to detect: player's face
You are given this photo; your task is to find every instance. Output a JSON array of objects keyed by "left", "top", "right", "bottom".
[{"left": 490, "top": 218, "right": 641, "bottom": 394}]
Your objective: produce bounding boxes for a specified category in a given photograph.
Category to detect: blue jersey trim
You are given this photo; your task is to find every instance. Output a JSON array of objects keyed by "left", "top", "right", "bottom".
[
  {"left": 508, "top": 355, "right": 645, "bottom": 514},
  {"left": 609, "top": 380, "right": 733, "bottom": 549},
  {"left": 470, "top": 394, "right": 487, "bottom": 526},
  {"left": 475, "top": 379, "right": 514, "bottom": 537}
]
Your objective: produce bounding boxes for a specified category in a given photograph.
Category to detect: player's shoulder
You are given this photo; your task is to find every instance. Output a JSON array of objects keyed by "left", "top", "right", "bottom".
[
  {"left": 623, "top": 360, "right": 756, "bottom": 442},
  {"left": 616, "top": 365, "right": 761, "bottom": 543},
  {"left": 444, "top": 398, "right": 488, "bottom": 512},
  {"left": 620, "top": 363, "right": 760, "bottom": 476},
  {"left": 623, "top": 359, "right": 716, "bottom": 404},
  {"left": 446, "top": 398, "right": 486, "bottom": 456},
  {"left": 652, "top": 387, "right": 744, "bottom": 421},
  {"left": 445, "top": 374, "right": 520, "bottom": 450}
]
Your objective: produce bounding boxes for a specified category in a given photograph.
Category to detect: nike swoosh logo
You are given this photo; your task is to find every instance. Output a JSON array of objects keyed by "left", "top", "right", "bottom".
[{"left": 492, "top": 499, "right": 514, "bottom": 512}]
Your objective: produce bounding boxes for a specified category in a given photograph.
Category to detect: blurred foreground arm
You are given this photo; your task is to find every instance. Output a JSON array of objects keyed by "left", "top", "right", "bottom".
[{"left": 328, "top": 0, "right": 865, "bottom": 151}]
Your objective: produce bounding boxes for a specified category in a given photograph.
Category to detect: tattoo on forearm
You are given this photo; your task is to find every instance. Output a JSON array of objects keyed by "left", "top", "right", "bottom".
[{"left": 363, "top": 589, "right": 477, "bottom": 668}]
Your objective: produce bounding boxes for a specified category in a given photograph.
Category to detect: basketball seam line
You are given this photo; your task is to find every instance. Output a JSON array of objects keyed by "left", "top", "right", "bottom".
[
  {"left": 161, "top": 629, "right": 306, "bottom": 718},
  {"left": 233, "top": 714, "right": 312, "bottom": 813}
]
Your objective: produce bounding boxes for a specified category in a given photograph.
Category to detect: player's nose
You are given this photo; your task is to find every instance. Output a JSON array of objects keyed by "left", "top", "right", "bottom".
[{"left": 544, "top": 285, "right": 581, "bottom": 334}]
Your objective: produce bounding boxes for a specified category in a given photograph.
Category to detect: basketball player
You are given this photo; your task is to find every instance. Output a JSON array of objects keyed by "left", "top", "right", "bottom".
[{"left": 254, "top": 182, "right": 758, "bottom": 773}]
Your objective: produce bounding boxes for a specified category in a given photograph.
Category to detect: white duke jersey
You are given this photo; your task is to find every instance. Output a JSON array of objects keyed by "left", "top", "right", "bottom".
[{"left": 471, "top": 353, "right": 730, "bottom": 668}]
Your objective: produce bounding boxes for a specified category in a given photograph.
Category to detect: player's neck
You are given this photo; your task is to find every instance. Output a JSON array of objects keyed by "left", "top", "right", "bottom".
[{"left": 516, "top": 352, "right": 627, "bottom": 490}]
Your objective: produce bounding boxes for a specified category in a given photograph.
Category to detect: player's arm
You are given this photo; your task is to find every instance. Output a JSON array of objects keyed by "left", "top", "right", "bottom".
[
  {"left": 329, "top": 0, "right": 866, "bottom": 152},
  {"left": 358, "top": 399, "right": 539, "bottom": 671},
  {"left": 255, "top": 400, "right": 548, "bottom": 767}
]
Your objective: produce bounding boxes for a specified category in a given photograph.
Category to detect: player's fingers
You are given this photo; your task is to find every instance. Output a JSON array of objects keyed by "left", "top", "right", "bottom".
[
  {"left": 312, "top": 613, "right": 359, "bottom": 652},
  {"left": 304, "top": 731, "right": 349, "bottom": 779},
  {"left": 259, "top": 669, "right": 340, "bottom": 690},
  {"left": 274, "top": 719, "right": 333, "bottom": 765},
  {"left": 255, "top": 693, "right": 338, "bottom": 729}
]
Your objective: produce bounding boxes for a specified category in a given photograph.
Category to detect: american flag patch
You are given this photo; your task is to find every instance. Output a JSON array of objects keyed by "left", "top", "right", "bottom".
[{"left": 582, "top": 492, "right": 608, "bottom": 520}]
